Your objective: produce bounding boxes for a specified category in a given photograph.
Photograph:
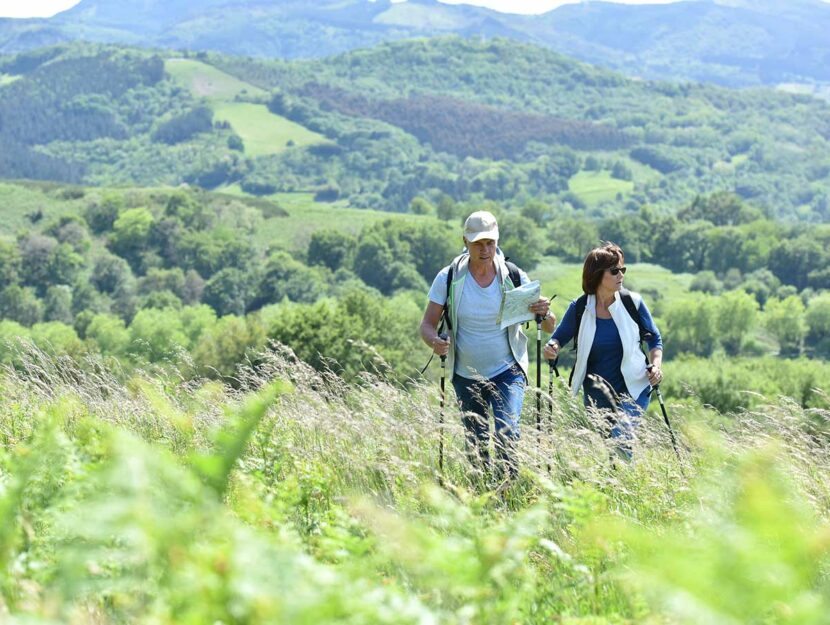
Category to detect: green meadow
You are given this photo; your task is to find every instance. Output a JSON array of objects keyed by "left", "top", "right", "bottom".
[
  {"left": 0, "top": 182, "right": 86, "bottom": 235},
  {"left": 166, "top": 58, "right": 267, "bottom": 100},
  {"left": 219, "top": 185, "right": 431, "bottom": 252},
  {"left": 212, "top": 102, "right": 328, "bottom": 156},
  {"left": 568, "top": 171, "right": 635, "bottom": 206},
  {"left": 166, "top": 59, "right": 327, "bottom": 157},
  {"left": 0, "top": 73, "right": 20, "bottom": 86}
]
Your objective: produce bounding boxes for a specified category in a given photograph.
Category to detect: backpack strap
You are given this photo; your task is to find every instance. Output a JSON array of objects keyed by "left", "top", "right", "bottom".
[
  {"left": 571, "top": 294, "right": 588, "bottom": 352},
  {"left": 442, "top": 263, "right": 454, "bottom": 333},
  {"left": 619, "top": 288, "right": 652, "bottom": 344},
  {"left": 505, "top": 260, "right": 522, "bottom": 289},
  {"left": 568, "top": 294, "right": 588, "bottom": 387}
]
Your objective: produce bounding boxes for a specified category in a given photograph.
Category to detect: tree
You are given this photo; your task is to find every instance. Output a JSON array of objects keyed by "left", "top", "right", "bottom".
[
  {"left": 178, "top": 304, "right": 218, "bottom": 348},
  {"left": 307, "top": 230, "right": 356, "bottom": 272},
  {"left": 91, "top": 252, "right": 133, "bottom": 294},
  {"left": 611, "top": 161, "right": 632, "bottom": 181},
  {"left": 109, "top": 207, "right": 155, "bottom": 269},
  {"left": 690, "top": 271, "right": 723, "bottom": 295},
  {"left": 0, "top": 285, "right": 43, "bottom": 326},
  {"left": 764, "top": 296, "right": 807, "bottom": 357},
  {"left": 85, "top": 313, "right": 130, "bottom": 357},
  {"left": 0, "top": 239, "right": 22, "bottom": 289},
  {"left": 128, "top": 308, "right": 189, "bottom": 362},
  {"left": 250, "top": 251, "right": 330, "bottom": 309},
  {"left": 546, "top": 218, "right": 599, "bottom": 262},
  {"left": 663, "top": 296, "right": 718, "bottom": 356},
  {"left": 30, "top": 322, "right": 84, "bottom": 358},
  {"left": 805, "top": 293, "right": 830, "bottom": 357},
  {"left": 715, "top": 290, "right": 758, "bottom": 356},
  {"left": 497, "top": 213, "right": 543, "bottom": 270},
  {"left": 85, "top": 192, "right": 123, "bottom": 234},
  {"left": 409, "top": 197, "right": 434, "bottom": 215},
  {"left": 192, "top": 314, "right": 267, "bottom": 380},
  {"left": 678, "top": 192, "right": 762, "bottom": 227},
  {"left": 44, "top": 285, "right": 74, "bottom": 324},
  {"left": 520, "top": 200, "right": 550, "bottom": 226},
  {"left": 203, "top": 268, "right": 255, "bottom": 317}
]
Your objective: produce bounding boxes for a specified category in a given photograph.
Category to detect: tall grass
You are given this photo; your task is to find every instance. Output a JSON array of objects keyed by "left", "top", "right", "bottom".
[{"left": 1, "top": 344, "right": 829, "bottom": 623}]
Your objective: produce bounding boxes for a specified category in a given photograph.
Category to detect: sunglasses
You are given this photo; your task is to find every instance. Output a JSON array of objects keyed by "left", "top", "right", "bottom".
[{"left": 608, "top": 266, "right": 627, "bottom": 276}]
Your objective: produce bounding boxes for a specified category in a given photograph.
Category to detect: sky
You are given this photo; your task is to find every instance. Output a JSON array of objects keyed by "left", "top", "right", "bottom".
[
  {"left": 0, "top": 0, "right": 692, "bottom": 19},
  {"left": 0, "top": 0, "right": 826, "bottom": 18}
]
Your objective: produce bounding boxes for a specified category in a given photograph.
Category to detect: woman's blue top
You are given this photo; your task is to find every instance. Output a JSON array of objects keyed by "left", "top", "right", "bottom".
[{"left": 551, "top": 298, "right": 662, "bottom": 409}]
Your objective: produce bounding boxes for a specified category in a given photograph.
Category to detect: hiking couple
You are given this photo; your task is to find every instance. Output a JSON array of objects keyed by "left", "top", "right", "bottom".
[{"left": 420, "top": 211, "right": 663, "bottom": 478}]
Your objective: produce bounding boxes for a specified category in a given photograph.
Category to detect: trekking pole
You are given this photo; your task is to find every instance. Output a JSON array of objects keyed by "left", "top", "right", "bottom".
[
  {"left": 646, "top": 362, "right": 682, "bottom": 464},
  {"left": 535, "top": 315, "right": 542, "bottom": 438},
  {"left": 438, "top": 332, "right": 448, "bottom": 479},
  {"left": 546, "top": 356, "right": 558, "bottom": 474},
  {"left": 549, "top": 356, "right": 559, "bottom": 415}
]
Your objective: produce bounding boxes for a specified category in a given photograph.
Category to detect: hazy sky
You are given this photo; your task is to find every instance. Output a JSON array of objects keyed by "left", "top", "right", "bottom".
[
  {"left": 0, "top": 0, "right": 697, "bottom": 19},
  {"left": 0, "top": 0, "right": 826, "bottom": 18}
]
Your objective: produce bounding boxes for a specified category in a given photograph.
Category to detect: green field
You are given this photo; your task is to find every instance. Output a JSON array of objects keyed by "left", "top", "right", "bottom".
[
  {"left": 166, "top": 59, "right": 328, "bottom": 157},
  {"left": 166, "top": 58, "right": 267, "bottom": 100},
  {"left": 568, "top": 171, "right": 635, "bottom": 206},
  {"left": 218, "top": 186, "right": 432, "bottom": 252},
  {"left": 0, "top": 73, "right": 20, "bottom": 87},
  {"left": 0, "top": 182, "right": 86, "bottom": 236},
  {"left": 212, "top": 102, "right": 328, "bottom": 156}
]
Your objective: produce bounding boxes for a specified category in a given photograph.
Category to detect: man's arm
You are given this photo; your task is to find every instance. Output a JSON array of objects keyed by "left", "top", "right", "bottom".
[{"left": 420, "top": 301, "right": 450, "bottom": 356}]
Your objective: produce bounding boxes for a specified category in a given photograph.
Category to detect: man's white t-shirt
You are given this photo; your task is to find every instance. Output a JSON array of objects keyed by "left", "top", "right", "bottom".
[{"left": 428, "top": 266, "right": 528, "bottom": 379}]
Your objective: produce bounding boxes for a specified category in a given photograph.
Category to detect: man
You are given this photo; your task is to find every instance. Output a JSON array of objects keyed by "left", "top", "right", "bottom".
[{"left": 420, "top": 211, "right": 555, "bottom": 480}]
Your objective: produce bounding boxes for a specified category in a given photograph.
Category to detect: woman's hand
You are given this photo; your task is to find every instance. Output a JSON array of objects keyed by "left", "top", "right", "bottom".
[
  {"left": 543, "top": 339, "right": 560, "bottom": 361},
  {"left": 647, "top": 364, "right": 663, "bottom": 386}
]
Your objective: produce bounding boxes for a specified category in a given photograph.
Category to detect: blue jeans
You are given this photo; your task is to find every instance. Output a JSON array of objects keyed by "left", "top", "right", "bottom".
[
  {"left": 452, "top": 364, "right": 526, "bottom": 477},
  {"left": 585, "top": 375, "right": 650, "bottom": 459}
]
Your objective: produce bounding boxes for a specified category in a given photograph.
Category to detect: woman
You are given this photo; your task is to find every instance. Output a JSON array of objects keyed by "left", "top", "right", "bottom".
[{"left": 543, "top": 242, "right": 662, "bottom": 456}]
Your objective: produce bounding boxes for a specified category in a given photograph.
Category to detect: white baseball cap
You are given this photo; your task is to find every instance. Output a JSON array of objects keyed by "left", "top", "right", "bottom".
[{"left": 463, "top": 211, "right": 499, "bottom": 243}]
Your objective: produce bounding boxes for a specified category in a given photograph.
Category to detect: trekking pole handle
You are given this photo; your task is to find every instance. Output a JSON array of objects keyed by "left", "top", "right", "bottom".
[
  {"left": 438, "top": 332, "right": 448, "bottom": 363},
  {"left": 646, "top": 363, "right": 661, "bottom": 389}
]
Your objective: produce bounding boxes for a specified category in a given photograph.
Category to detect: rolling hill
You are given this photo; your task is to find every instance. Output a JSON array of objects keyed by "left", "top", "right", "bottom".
[
  {"left": 1, "top": 38, "right": 828, "bottom": 220},
  {"left": 0, "top": 0, "right": 828, "bottom": 91}
]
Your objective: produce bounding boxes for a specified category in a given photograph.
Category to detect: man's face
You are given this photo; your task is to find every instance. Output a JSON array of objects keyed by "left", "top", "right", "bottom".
[{"left": 466, "top": 238, "right": 497, "bottom": 262}]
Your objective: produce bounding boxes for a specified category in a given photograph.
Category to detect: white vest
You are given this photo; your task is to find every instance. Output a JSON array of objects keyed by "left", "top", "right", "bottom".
[{"left": 569, "top": 291, "right": 651, "bottom": 400}]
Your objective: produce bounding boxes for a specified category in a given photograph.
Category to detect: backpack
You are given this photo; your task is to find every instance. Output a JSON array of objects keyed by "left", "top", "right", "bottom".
[
  {"left": 567, "top": 288, "right": 653, "bottom": 386},
  {"left": 441, "top": 255, "right": 521, "bottom": 333}
]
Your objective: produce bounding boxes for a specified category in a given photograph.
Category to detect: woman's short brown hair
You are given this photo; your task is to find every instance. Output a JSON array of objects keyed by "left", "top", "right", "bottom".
[{"left": 582, "top": 242, "right": 624, "bottom": 294}]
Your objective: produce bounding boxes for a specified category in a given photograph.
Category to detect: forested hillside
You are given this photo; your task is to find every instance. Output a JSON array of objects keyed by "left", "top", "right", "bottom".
[
  {"left": 1, "top": 0, "right": 829, "bottom": 91},
  {"left": 1, "top": 39, "right": 829, "bottom": 220}
]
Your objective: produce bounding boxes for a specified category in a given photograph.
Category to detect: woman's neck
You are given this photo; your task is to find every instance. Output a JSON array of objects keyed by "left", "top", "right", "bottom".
[{"left": 595, "top": 289, "right": 615, "bottom": 309}]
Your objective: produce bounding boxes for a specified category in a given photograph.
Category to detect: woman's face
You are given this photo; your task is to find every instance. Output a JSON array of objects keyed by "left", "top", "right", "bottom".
[{"left": 599, "top": 260, "right": 625, "bottom": 293}]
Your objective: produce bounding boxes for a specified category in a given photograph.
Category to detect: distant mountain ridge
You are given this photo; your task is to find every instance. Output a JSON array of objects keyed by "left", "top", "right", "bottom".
[{"left": 1, "top": 0, "right": 829, "bottom": 89}]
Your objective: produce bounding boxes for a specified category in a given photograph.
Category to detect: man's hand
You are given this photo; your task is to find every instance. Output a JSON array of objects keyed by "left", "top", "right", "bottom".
[
  {"left": 529, "top": 296, "right": 551, "bottom": 319},
  {"left": 432, "top": 334, "right": 451, "bottom": 357}
]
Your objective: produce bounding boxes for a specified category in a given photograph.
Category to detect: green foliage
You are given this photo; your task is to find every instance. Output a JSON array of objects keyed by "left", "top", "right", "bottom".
[
  {"left": 806, "top": 293, "right": 830, "bottom": 357},
  {"left": 151, "top": 105, "right": 213, "bottom": 144},
  {"left": 663, "top": 294, "right": 718, "bottom": 357},
  {"left": 716, "top": 290, "right": 759, "bottom": 356},
  {"left": 765, "top": 296, "right": 807, "bottom": 357}
]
